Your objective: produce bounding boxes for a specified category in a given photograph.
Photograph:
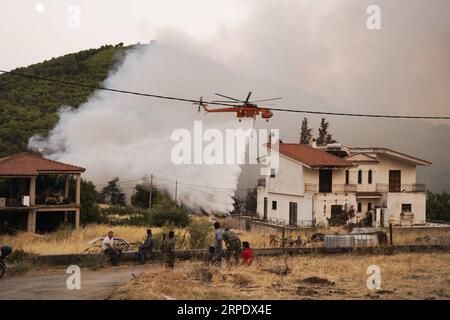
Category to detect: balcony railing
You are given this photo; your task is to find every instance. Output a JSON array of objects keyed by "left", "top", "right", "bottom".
[
  {"left": 0, "top": 195, "right": 75, "bottom": 208},
  {"left": 400, "top": 184, "right": 426, "bottom": 193},
  {"left": 304, "top": 184, "right": 356, "bottom": 193},
  {"left": 376, "top": 183, "right": 426, "bottom": 193},
  {"left": 305, "top": 183, "right": 426, "bottom": 194}
]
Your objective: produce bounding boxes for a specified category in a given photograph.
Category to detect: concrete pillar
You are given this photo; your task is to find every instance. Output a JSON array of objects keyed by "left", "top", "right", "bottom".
[
  {"left": 75, "top": 174, "right": 81, "bottom": 205},
  {"left": 75, "top": 209, "right": 80, "bottom": 230},
  {"left": 29, "top": 177, "right": 36, "bottom": 206},
  {"left": 27, "top": 209, "right": 36, "bottom": 233},
  {"left": 64, "top": 175, "right": 70, "bottom": 224},
  {"left": 64, "top": 175, "right": 70, "bottom": 199}
]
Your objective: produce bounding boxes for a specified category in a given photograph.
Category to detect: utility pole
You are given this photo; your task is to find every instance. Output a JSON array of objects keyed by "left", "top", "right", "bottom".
[
  {"left": 148, "top": 174, "right": 153, "bottom": 209},
  {"left": 174, "top": 180, "right": 178, "bottom": 206}
]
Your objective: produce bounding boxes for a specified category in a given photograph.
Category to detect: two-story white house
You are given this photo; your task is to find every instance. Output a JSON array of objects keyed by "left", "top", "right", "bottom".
[{"left": 256, "top": 140, "right": 431, "bottom": 227}]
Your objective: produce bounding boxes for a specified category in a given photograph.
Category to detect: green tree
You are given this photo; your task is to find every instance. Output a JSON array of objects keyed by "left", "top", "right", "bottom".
[
  {"left": 131, "top": 183, "right": 164, "bottom": 208},
  {"left": 299, "top": 117, "right": 313, "bottom": 144},
  {"left": 317, "top": 118, "right": 337, "bottom": 146},
  {"left": 427, "top": 191, "right": 450, "bottom": 222},
  {"left": 245, "top": 187, "right": 257, "bottom": 214},
  {"left": 232, "top": 194, "right": 245, "bottom": 215},
  {"left": 100, "top": 177, "right": 126, "bottom": 206},
  {"left": 70, "top": 179, "right": 103, "bottom": 224},
  {"left": 0, "top": 44, "right": 132, "bottom": 157},
  {"left": 148, "top": 199, "right": 191, "bottom": 227}
]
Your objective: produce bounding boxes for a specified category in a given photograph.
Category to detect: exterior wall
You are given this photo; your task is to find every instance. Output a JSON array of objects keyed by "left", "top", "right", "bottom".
[
  {"left": 256, "top": 191, "right": 313, "bottom": 226},
  {"left": 256, "top": 154, "right": 313, "bottom": 226},
  {"left": 257, "top": 148, "right": 427, "bottom": 227},
  {"left": 265, "top": 153, "right": 304, "bottom": 195},
  {"left": 313, "top": 193, "right": 357, "bottom": 226},
  {"left": 386, "top": 193, "right": 426, "bottom": 225},
  {"left": 349, "top": 155, "right": 417, "bottom": 192}
]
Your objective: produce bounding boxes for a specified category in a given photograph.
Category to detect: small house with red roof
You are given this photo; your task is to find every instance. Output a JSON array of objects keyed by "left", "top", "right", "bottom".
[
  {"left": 0, "top": 153, "right": 85, "bottom": 233},
  {"left": 257, "top": 140, "right": 431, "bottom": 227}
]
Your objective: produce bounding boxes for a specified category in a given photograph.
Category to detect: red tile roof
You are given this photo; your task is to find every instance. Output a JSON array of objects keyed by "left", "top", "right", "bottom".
[
  {"left": 0, "top": 153, "right": 85, "bottom": 176},
  {"left": 272, "top": 143, "right": 354, "bottom": 168}
]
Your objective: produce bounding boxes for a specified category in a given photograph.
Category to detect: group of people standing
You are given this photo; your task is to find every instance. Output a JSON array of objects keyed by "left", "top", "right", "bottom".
[
  {"left": 102, "top": 222, "right": 253, "bottom": 269},
  {"left": 213, "top": 222, "right": 253, "bottom": 267}
]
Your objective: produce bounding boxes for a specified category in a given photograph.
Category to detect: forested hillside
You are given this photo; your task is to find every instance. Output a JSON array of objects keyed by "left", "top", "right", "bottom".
[{"left": 0, "top": 43, "right": 132, "bottom": 157}]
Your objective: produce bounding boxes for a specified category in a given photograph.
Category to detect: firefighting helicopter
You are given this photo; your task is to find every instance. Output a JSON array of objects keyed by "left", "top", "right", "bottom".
[{"left": 194, "top": 92, "right": 282, "bottom": 122}]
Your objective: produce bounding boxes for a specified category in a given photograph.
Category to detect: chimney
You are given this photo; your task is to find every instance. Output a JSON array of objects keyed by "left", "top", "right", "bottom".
[{"left": 310, "top": 138, "right": 317, "bottom": 149}]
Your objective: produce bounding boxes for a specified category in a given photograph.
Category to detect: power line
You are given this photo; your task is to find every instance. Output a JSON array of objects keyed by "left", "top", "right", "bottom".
[
  {"left": 1, "top": 69, "right": 449, "bottom": 120},
  {"left": 94, "top": 174, "right": 252, "bottom": 191},
  {"left": 0, "top": 69, "right": 235, "bottom": 107}
]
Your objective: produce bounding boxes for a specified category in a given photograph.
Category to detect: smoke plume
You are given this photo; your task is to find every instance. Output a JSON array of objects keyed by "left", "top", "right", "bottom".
[{"left": 29, "top": 42, "right": 255, "bottom": 214}]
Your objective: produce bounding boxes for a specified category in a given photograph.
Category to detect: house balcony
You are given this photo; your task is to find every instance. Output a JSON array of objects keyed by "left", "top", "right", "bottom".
[
  {"left": 0, "top": 195, "right": 78, "bottom": 211},
  {"left": 400, "top": 184, "right": 426, "bottom": 193},
  {"left": 304, "top": 184, "right": 357, "bottom": 193},
  {"left": 374, "top": 183, "right": 426, "bottom": 193}
]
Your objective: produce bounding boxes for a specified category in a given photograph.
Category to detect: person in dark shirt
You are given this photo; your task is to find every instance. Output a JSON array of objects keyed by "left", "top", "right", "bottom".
[{"left": 137, "top": 229, "right": 154, "bottom": 264}]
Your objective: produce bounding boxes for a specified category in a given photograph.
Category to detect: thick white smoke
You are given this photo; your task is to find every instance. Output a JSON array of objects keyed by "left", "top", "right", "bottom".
[{"left": 29, "top": 42, "right": 255, "bottom": 215}]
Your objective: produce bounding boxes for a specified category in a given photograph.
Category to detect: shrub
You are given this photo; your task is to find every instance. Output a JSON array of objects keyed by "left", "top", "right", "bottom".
[
  {"left": 8, "top": 249, "right": 29, "bottom": 263},
  {"left": 148, "top": 201, "right": 191, "bottom": 227},
  {"left": 187, "top": 220, "right": 213, "bottom": 249},
  {"left": 100, "top": 206, "right": 150, "bottom": 226},
  {"left": 153, "top": 225, "right": 183, "bottom": 250}
]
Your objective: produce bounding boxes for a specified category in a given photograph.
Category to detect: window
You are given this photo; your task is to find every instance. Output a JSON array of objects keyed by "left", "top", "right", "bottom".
[
  {"left": 272, "top": 201, "right": 277, "bottom": 210},
  {"left": 270, "top": 168, "right": 276, "bottom": 178},
  {"left": 368, "top": 202, "right": 373, "bottom": 212},
  {"left": 358, "top": 170, "right": 363, "bottom": 184},
  {"left": 357, "top": 202, "right": 362, "bottom": 213},
  {"left": 389, "top": 170, "right": 401, "bottom": 192},
  {"left": 402, "top": 204, "right": 412, "bottom": 213},
  {"left": 345, "top": 170, "right": 350, "bottom": 185},
  {"left": 289, "top": 202, "right": 298, "bottom": 226},
  {"left": 368, "top": 170, "right": 373, "bottom": 184}
]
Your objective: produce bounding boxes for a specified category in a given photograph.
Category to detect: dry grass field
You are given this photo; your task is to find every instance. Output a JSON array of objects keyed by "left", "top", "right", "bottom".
[
  {"left": 0, "top": 220, "right": 448, "bottom": 255},
  {"left": 110, "top": 253, "right": 450, "bottom": 300}
]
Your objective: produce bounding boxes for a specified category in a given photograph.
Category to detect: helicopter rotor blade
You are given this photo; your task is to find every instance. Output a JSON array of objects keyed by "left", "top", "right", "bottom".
[
  {"left": 244, "top": 91, "right": 253, "bottom": 104},
  {"left": 214, "top": 93, "right": 242, "bottom": 102},
  {"left": 211, "top": 100, "right": 242, "bottom": 104},
  {"left": 251, "top": 97, "right": 283, "bottom": 103}
]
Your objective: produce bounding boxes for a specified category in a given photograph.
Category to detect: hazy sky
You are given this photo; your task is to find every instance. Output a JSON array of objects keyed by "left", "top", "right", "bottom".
[
  {"left": 1, "top": 0, "right": 246, "bottom": 70},
  {"left": 2, "top": 0, "right": 450, "bottom": 192}
]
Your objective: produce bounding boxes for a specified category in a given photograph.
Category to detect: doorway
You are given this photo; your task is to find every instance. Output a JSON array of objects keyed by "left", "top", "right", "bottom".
[
  {"left": 319, "top": 170, "right": 332, "bottom": 193},
  {"left": 263, "top": 197, "right": 268, "bottom": 221},
  {"left": 389, "top": 170, "right": 401, "bottom": 192}
]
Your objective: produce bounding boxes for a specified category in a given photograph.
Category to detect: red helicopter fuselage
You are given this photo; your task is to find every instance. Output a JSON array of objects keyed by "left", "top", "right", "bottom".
[{"left": 202, "top": 104, "right": 273, "bottom": 120}]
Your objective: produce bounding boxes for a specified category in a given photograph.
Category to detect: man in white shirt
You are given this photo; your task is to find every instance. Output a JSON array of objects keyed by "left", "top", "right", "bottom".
[{"left": 102, "top": 231, "right": 121, "bottom": 266}]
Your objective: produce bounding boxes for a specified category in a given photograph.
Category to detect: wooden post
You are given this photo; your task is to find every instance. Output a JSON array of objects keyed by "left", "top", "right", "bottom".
[
  {"left": 174, "top": 180, "right": 178, "bottom": 205},
  {"left": 148, "top": 174, "right": 153, "bottom": 209},
  {"left": 29, "top": 177, "right": 36, "bottom": 206},
  {"left": 64, "top": 175, "right": 70, "bottom": 199},
  {"left": 75, "top": 209, "right": 80, "bottom": 230},
  {"left": 389, "top": 223, "right": 393, "bottom": 245},
  {"left": 27, "top": 209, "right": 36, "bottom": 233},
  {"left": 281, "top": 225, "right": 285, "bottom": 248},
  {"left": 64, "top": 176, "right": 70, "bottom": 223},
  {"left": 75, "top": 174, "right": 81, "bottom": 205}
]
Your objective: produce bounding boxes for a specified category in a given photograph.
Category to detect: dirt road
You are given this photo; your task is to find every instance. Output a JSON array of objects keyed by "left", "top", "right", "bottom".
[{"left": 0, "top": 264, "right": 151, "bottom": 300}]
